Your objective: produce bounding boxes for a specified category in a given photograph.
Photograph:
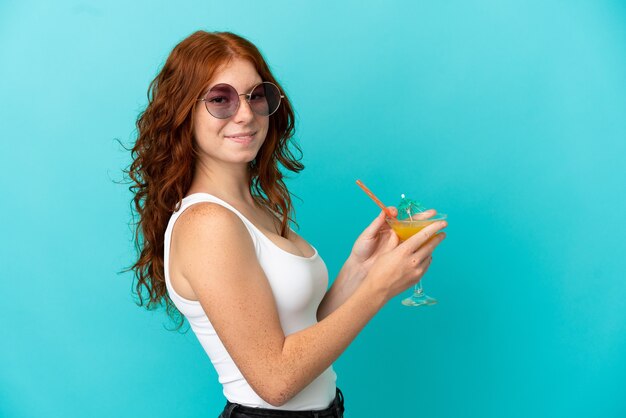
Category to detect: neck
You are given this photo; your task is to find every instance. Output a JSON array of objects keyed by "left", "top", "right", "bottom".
[{"left": 188, "top": 157, "right": 256, "bottom": 206}]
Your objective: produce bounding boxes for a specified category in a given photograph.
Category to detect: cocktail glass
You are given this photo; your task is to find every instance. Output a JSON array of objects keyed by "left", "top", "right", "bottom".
[{"left": 385, "top": 213, "right": 448, "bottom": 307}]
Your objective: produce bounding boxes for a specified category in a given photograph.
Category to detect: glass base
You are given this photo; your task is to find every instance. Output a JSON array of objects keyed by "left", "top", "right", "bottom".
[{"left": 402, "top": 289, "right": 437, "bottom": 307}]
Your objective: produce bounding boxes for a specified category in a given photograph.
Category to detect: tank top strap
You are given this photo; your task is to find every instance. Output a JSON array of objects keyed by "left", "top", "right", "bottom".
[
  {"left": 171, "top": 193, "right": 261, "bottom": 251},
  {"left": 163, "top": 193, "right": 261, "bottom": 308}
]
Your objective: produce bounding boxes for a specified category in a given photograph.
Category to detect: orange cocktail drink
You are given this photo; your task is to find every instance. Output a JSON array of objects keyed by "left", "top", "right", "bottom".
[
  {"left": 385, "top": 218, "right": 439, "bottom": 241},
  {"left": 385, "top": 213, "right": 447, "bottom": 306},
  {"left": 355, "top": 179, "right": 447, "bottom": 307}
]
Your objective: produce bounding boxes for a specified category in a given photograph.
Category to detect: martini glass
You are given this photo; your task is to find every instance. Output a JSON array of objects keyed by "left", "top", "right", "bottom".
[{"left": 385, "top": 213, "right": 448, "bottom": 306}]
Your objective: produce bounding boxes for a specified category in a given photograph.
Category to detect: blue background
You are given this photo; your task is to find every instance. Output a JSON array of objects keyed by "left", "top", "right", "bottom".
[{"left": 1, "top": 1, "right": 625, "bottom": 417}]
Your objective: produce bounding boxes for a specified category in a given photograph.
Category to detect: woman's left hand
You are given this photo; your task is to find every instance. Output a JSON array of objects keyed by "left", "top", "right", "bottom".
[
  {"left": 318, "top": 206, "right": 438, "bottom": 320},
  {"left": 349, "top": 207, "right": 438, "bottom": 277}
]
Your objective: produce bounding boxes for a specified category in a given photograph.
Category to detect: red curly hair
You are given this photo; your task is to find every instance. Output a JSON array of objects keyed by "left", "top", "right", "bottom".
[{"left": 125, "top": 31, "right": 304, "bottom": 324}]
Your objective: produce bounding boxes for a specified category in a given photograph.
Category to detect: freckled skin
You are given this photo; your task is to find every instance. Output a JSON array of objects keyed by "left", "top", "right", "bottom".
[
  {"left": 168, "top": 60, "right": 448, "bottom": 406},
  {"left": 171, "top": 200, "right": 447, "bottom": 405}
]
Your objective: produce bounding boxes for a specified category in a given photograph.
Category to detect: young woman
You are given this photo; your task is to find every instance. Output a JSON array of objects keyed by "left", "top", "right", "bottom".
[{"left": 127, "top": 30, "right": 447, "bottom": 418}]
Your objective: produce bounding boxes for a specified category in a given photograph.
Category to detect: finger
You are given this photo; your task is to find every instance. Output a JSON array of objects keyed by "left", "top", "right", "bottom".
[
  {"left": 413, "top": 232, "right": 446, "bottom": 262},
  {"left": 408, "top": 252, "right": 434, "bottom": 272},
  {"left": 412, "top": 209, "right": 437, "bottom": 221},
  {"left": 415, "top": 256, "right": 434, "bottom": 282},
  {"left": 382, "top": 229, "right": 400, "bottom": 249},
  {"left": 402, "top": 220, "right": 448, "bottom": 253},
  {"left": 361, "top": 211, "right": 387, "bottom": 239},
  {"left": 386, "top": 206, "right": 398, "bottom": 218},
  {"left": 360, "top": 207, "right": 396, "bottom": 239},
  {"left": 421, "top": 255, "right": 433, "bottom": 270}
]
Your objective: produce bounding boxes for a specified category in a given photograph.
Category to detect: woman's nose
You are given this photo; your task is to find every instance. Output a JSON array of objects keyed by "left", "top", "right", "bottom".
[{"left": 232, "top": 95, "right": 255, "bottom": 122}]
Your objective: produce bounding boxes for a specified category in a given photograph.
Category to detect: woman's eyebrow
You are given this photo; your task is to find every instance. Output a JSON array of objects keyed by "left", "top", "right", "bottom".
[
  {"left": 208, "top": 81, "right": 264, "bottom": 92},
  {"left": 243, "top": 81, "right": 263, "bottom": 91}
]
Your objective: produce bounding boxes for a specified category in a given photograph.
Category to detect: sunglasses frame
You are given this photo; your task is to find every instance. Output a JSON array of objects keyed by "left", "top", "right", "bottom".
[{"left": 196, "top": 81, "right": 285, "bottom": 119}]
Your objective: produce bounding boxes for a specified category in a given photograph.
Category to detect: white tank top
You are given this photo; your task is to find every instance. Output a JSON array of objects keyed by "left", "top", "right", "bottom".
[{"left": 163, "top": 193, "right": 337, "bottom": 409}]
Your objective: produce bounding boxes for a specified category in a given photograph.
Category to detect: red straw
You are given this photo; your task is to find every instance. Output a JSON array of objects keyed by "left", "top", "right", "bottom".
[{"left": 356, "top": 179, "right": 395, "bottom": 218}]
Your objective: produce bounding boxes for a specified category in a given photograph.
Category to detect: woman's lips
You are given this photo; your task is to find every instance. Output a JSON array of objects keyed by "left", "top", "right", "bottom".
[{"left": 225, "top": 132, "right": 256, "bottom": 144}]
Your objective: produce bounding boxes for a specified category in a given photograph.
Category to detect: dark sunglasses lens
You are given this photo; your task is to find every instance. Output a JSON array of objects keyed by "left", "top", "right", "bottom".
[
  {"left": 205, "top": 84, "right": 239, "bottom": 118},
  {"left": 249, "top": 82, "right": 282, "bottom": 116}
]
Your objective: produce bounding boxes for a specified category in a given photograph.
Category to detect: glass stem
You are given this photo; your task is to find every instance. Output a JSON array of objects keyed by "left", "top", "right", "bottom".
[{"left": 414, "top": 281, "right": 424, "bottom": 296}]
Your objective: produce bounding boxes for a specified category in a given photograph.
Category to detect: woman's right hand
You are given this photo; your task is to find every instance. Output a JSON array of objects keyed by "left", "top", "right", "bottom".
[{"left": 364, "top": 219, "right": 448, "bottom": 302}]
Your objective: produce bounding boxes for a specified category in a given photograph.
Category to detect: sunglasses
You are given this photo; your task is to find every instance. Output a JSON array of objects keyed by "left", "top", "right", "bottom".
[{"left": 197, "top": 81, "right": 284, "bottom": 119}]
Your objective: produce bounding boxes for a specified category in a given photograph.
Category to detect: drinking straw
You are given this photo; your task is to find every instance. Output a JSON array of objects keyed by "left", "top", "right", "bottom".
[{"left": 355, "top": 179, "right": 395, "bottom": 218}]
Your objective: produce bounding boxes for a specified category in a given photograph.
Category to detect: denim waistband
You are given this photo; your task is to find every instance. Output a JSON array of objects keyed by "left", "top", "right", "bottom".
[{"left": 219, "top": 388, "right": 344, "bottom": 418}]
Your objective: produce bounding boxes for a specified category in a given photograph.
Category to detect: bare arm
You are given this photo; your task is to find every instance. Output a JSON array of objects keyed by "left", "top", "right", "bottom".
[
  {"left": 316, "top": 256, "right": 365, "bottom": 322},
  {"left": 173, "top": 203, "right": 446, "bottom": 406}
]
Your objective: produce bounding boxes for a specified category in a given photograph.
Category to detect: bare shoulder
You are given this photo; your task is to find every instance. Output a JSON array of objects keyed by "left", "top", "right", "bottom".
[
  {"left": 175, "top": 201, "right": 244, "bottom": 234},
  {"left": 171, "top": 202, "right": 256, "bottom": 280}
]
